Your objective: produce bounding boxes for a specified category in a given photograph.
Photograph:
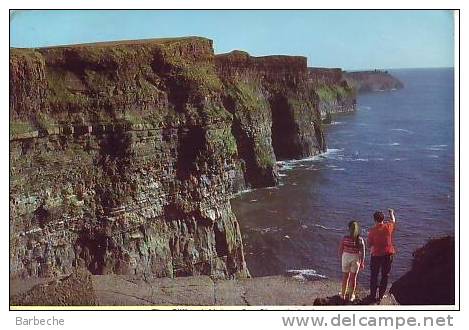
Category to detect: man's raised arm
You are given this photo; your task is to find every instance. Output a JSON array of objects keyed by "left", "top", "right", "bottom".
[{"left": 388, "top": 208, "right": 396, "bottom": 223}]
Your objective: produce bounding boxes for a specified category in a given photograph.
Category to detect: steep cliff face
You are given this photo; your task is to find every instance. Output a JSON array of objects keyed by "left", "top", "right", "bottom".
[
  {"left": 216, "top": 51, "right": 326, "bottom": 183},
  {"left": 344, "top": 70, "right": 404, "bottom": 93},
  {"left": 10, "top": 38, "right": 331, "bottom": 280},
  {"left": 10, "top": 38, "right": 248, "bottom": 280},
  {"left": 308, "top": 68, "right": 356, "bottom": 123}
]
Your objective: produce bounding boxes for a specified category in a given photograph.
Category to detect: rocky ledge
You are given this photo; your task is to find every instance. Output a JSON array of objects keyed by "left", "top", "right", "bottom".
[
  {"left": 10, "top": 37, "right": 355, "bottom": 282},
  {"left": 344, "top": 70, "right": 404, "bottom": 93},
  {"left": 390, "top": 236, "right": 455, "bottom": 305},
  {"left": 10, "top": 269, "right": 397, "bottom": 307}
]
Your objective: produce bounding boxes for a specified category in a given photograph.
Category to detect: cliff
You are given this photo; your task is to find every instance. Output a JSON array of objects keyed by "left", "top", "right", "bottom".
[
  {"left": 216, "top": 51, "right": 326, "bottom": 174},
  {"left": 309, "top": 68, "right": 356, "bottom": 123},
  {"left": 10, "top": 37, "right": 342, "bottom": 281},
  {"left": 390, "top": 236, "right": 455, "bottom": 305},
  {"left": 344, "top": 70, "right": 404, "bottom": 93}
]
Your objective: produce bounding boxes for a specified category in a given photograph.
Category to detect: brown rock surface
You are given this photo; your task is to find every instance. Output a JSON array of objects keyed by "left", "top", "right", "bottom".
[
  {"left": 10, "top": 268, "right": 97, "bottom": 306},
  {"left": 11, "top": 272, "right": 398, "bottom": 307}
]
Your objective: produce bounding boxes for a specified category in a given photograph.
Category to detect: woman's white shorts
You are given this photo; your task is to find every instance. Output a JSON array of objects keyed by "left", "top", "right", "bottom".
[{"left": 342, "top": 252, "right": 360, "bottom": 273}]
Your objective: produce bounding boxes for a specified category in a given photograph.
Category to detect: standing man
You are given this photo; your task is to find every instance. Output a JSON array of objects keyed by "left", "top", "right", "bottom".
[{"left": 368, "top": 208, "right": 396, "bottom": 303}]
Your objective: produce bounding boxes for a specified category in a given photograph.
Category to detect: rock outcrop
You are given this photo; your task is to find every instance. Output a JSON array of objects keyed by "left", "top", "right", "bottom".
[
  {"left": 10, "top": 37, "right": 348, "bottom": 281},
  {"left": 390, "top": 236, "right": 455, "bottom": 305},
  {"left": 344, "top": 70, "right": 404, "bottom": 93}
]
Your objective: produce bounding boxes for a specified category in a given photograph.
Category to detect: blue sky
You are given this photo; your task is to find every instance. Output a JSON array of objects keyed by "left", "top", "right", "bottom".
[{"left": 10, "top": 10, "right": 454, "bottom": 70}]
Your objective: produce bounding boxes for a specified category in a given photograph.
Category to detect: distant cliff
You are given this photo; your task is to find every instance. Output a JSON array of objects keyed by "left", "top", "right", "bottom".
[
  {"left": 344, "top": 70, "right": 404, "bottom": 93},
  {"left": 10, "top": 37, "right": 356, "bottom": 281},
  {"left": 309, "top": 67, "right": 356, "bottom": 123}
]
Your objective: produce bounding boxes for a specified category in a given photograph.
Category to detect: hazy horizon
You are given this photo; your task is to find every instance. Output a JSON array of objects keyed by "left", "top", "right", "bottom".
[{"left": 10, "top": 10, "right": 454, "bottom": 71}]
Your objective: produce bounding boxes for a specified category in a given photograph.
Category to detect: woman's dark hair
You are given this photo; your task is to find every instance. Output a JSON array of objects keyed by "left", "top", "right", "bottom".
[
  {"left": 373, "top": 211, "right": 385, "bottom": 223},
  {"left": 348, "top": 221, "right": 361, "bottom": 246}
]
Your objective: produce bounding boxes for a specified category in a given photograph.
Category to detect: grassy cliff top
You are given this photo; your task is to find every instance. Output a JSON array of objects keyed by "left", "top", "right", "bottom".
[{"left": 11, "top": 36, "right": 212, "bottom": 51}]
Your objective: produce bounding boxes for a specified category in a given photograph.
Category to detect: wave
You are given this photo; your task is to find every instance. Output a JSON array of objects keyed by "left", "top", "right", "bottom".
[
  {"left": 312, "top": 223, "right": 344, "bottom": 232},
  {"left": 389, "top": 142, "right": 400, "bottom": 146},
  {"left": 426, "top": 145, "right": 448, "bottom": 151},
  {"left": 286, "top": 269, "right": 328, "bottom": 281},
  {"left": 330, "top": 121, "right": 344, "bottom": 126},
  {"left": 359, "top": 105, "right": 372, "bottom": 111},
  {"left": 332, "top": 168, "right": 346, "bottom": 171},
  {"left": 276, "top": 148, "right": 344, "bottom": 168},
  {"left": 233, "top": 188, "right": 254, "bottom": 196},
  {"left": 390, "top": 128, "right": 414, "bottom": 134}
]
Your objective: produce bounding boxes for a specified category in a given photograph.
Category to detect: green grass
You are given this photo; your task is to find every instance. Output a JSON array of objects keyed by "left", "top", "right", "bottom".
[
  {"left": 315, "top": 83, "right": 353, "bottom": 103},
  {"left": 208, "top": 127, "right": 238, "bottom": 156},
  {"left": 255, "top": 146, "right": 275, "bottom": 169},
  {"left": 226, "top": 80, "right": 269, "bottom": 112},
  {"left": 10, "top": 120, "right": 36, "bottom": 136}
]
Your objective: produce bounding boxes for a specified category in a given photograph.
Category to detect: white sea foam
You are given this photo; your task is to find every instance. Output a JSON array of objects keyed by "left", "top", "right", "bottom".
[
  {"left": 276, "top": 148, "right": 343, "bottom": 169},
  {"left": 426, "top": 144, "right": 448, "bottom": 151},
  {"left": 286, "top": 269, "right": 328, "bottom": 281},
  {"left": 389, "top": 142, "right": 400, "bottom": 146},
  {"left": 233, "top": 188, "right": 254, "bottom": 196},
  {"left": 390, "top": 128, "right": 414, "bottom": 134},
  {"left": 332, "top": 168, "right": 346, "bottom": 171},
  {"left": 257, "top": 227, "right": 280, "bottom": 234},
  {"left": 312, "top": 224, "right": 343, "bottom": 232},
  {"left": 330, "top": 121, "right": 344, "bottom": 126},
  {"left": 359, "top": 105, "right": 372, "bottom": 111}
]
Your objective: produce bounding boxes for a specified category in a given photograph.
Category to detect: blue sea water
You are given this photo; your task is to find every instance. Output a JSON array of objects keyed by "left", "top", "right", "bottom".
[{"left": 230, "top": 68, "right": 455, "bottom": 285}]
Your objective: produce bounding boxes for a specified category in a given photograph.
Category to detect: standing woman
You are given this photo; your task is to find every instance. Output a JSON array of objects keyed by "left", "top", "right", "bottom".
[{"left": 338, "top": 221, "right": 366, "bottom": 301}]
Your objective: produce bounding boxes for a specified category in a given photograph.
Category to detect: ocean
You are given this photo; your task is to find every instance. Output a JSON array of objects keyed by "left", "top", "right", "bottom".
[{"left": 231, "top": 68, "right": 455, "bottom": 286}]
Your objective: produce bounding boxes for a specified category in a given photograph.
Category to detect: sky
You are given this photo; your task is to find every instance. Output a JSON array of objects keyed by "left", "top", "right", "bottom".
[{"left": 9, "top": 10, "right": 454, "bottom": 70}]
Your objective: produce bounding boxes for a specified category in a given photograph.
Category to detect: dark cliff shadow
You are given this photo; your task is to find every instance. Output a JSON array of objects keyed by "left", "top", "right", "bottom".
[
  {"left": 269, "top": 94, "right": 300, "bottom": 160},
  {"left": 175, "top": 127, "right": 206, "bottom": 180}
]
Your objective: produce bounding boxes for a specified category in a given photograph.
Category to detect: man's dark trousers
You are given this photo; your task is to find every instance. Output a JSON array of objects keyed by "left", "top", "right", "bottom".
[{"left": 370, "top": 254, "right": 393, "bottom": 299}]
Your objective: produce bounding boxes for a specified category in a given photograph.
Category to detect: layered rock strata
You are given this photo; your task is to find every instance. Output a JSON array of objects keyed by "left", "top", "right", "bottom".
[{"left": 10, "top": 37, "right": 346, "bottom": 280}]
